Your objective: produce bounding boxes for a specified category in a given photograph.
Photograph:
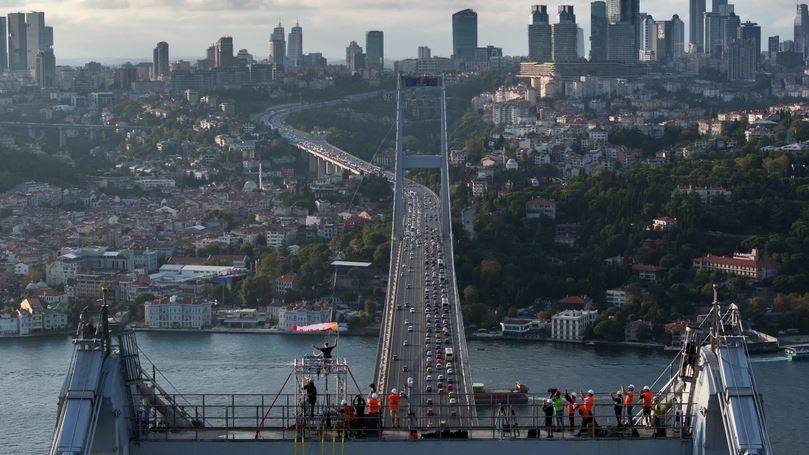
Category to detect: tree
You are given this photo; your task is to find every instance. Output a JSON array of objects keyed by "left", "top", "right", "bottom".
[
  {"left": 462, "top": 285, "right": 480, "bottom": 304},
  {"left": 363, "top": 299, "right": 376, "bottom": 319}
]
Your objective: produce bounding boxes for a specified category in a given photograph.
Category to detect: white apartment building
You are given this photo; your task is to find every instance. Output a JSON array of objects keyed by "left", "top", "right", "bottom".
[
  {"left": 551, "top": 310, "right": 598, "bottom": 341},
  {"left": 277, "top": 303, "right": 332, "bottom": 331},
  {"left": 144, "top": 296, "right": 212, "bottom": 329},
  {"left": 606, "top": 288, "right": 627, "bottom": 307}
]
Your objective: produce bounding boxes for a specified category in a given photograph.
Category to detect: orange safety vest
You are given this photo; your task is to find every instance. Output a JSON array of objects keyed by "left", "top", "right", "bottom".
[
  {"left": 578, "top": 403, "right": 592, "bottom": 418},
  {"left": 642, "top": 391, "right": 653, "bottom": 407},
  {"left": 388, "top": 394, "right": 400, "bottom": 411},
  {"left": 567, "top": 397, "right": 577, "bottom": 415},
  {"left": 368, "top": 397, "right": 380, "bottom": 414},
  {"left": 624, "top": 391, "right": 634, "bottom": 405},
  {"left": 584, "top": 395, "right": 595, "bottom": 411}
]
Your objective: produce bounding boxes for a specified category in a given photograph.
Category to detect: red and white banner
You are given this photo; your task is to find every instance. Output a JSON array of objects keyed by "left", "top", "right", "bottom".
[{"left": 292, "top": 322, "right": 339, "bottom": 333}]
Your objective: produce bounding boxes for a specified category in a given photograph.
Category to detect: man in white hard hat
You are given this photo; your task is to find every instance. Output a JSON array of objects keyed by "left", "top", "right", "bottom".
[
  {"left": 388, "top": 388, "right": 401, "bottom": 427},
  {"left": 624, "top": 385, "right": 636, "bottom": 427},
  {"left": 565, "top": 391, "right": 578, "bottom": 430},
  {"left": 641, "top": 386, "right": 653, "bottom": 427}
]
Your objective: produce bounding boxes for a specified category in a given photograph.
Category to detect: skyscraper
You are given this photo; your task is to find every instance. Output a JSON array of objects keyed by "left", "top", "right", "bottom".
[
  {"left": 152, "top": 41, "right": 169, "bottom": 79},
  {"left": 7, "top": 13, "right": 27, "bottom": 71},
  {"left": 671, "top": 14, "right": 685, "bottom": 58},
  {"left": 418, "top": 46, "right": 431, "bottom": 59},
  {"left": 529, "top": 5, "right": 552, "bottom": 62},
  {"left": 703, "top": 12, "right": 723, "bottom": 56},
  {"left": 287, "top": 22, "right": 303, "bottom": 69},
  {"left": 346, "top": 41, "right": 364, "bottom": 73},
  {"left": 366, "top": 30, "right": 384, "bottom": 71},
  {"left": 552, "top": 5, "right": 578, "bottom": 62},
  {"left": 712, "top": 0, "right": 727, "bottom": 13},
  {"left": 25, "top": 11, "right": 46, "bottom": 71},
  {"left": 768, "top": 35, "right": 780, "bottom": 59},
  {"left": 452, "top": 9, "right": 478, "bottom": 61},
  {"left": 589, "top": 1, "right": 607, "bottom": 61},
  {"left": 0, "top": 18, "right": 7, "bottom": 72},
  {"left": 689, "top": 0, "right": 706, "bottom": 52},
  {"left": 795, "top": 4, "right": 809, "bottom": 57},
  {"left": 606, "top": 0, "right": 640, "bottom": 62},
  {"left": 270, "top": 24, "right": 286, "bottom": 70},
  {"left": 215, "top": 36, "right": 234, "bottom": 68},
  {"left": 739, "top": 21, "right": 761, "bottom": 63},
  {"left": 35, "top": 48, "right": 55, "bottom": 87},
  {"left": 607, "top": 21, "right": 636, "bottom": 63},
  {"left": 639, "top": 13, "right": 655, "bottom": 53}
]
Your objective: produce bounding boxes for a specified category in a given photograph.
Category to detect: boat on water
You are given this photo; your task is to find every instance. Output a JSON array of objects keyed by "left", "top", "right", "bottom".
[
  {"left": 785, "top": 344, "right": 809, "bottom": 360},
  {"left": 472, "top": 382, "right": 529, "bottom": 405}
]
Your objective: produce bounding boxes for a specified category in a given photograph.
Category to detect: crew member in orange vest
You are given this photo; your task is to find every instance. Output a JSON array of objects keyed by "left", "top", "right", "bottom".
[
  {"left": 575, "top": 390, "right": 596, "bottom": 436},
  {"left": 564, "top": 391, "right": 578, "bottom": 430},
  {"left": 641, "top": 386, "right": 654, "bottom": 428},
  {"left": 387, "top": 388, "right": 401, "bottom": 428},
  {"left": 624, "top": 384, "right": 636, "bottom": 427},
  {"left": 368, "top": 392, "right": 381, "bottom": 433}
]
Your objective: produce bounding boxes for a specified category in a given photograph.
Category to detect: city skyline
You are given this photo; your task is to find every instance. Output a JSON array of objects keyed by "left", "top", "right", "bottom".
[{"left": 11, "top": 0, "right": 803, "bottom": 63}]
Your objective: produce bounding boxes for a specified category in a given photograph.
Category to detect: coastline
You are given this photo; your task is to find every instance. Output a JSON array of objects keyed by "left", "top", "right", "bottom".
[
  {"left": 0, "top": 330, "right": 73, "bottom": 339},
  {"left": 132, "top": 326, "right": 380, "bottom": 337}
]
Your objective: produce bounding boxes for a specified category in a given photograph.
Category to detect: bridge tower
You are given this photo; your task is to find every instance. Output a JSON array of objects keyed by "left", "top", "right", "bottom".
[{"left": 391, "top": 74, "right": 452, "bottom": 241}]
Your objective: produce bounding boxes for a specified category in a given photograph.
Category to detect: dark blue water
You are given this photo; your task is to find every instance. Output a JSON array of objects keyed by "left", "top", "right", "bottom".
[{"left": 0, "top": 333, "right": 800, "bottom": 454}]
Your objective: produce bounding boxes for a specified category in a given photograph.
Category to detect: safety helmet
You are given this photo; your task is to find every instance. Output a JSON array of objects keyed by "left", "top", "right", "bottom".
[
  {"left": 371, "top": 393, "right": 378, "bottom": 399},
  {"left": 628, "top": 384, "right": 635, "bottom": 389},
  {"left": 341, "top": 399, "right": 347, "bottom": 405},
  {"left": 391, "top": 388, "right": 398, "bottom": 394},
  {"left": 588, "top": 389, "right": 595, "bottom": 395},
  {"left": 571, "top": 392, "right": 577, "bottom": 397},
  {"left": 643, "top": 386, "right": 650, "bottom": 390}
]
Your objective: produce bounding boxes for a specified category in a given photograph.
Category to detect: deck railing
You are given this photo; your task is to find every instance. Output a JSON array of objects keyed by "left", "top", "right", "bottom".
[{"left": 135, "top": 391, "right": 692, "bottom": 442}]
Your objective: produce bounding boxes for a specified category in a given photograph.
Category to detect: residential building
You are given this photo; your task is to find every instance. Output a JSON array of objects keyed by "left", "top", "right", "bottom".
[
  {"left": 144, "top": 296, "right": 213, "bottom": 329},
  {"left": 632, "top": 263, "right": 663, "bottom": 282},
  {"left": 452, "top": 9, "right": 478, "bottom": 61},
  {"left": 606, "top": 288, "right": 628, "bottom": 307},
  {"left": 529, "top": 5, "right": 553, "bottom": 62},
  {"left": 557, "top": 295, "right": 593, "bottom": 311},
  {"left": 672, "top": 185, "right": 731, "bottom": 204},
  {"left": 366, "top": 30, "right": 384, "bottom": 71},
  {"left": 525, "top": 198, "right": 557, "bottom": 219},
  {"left": 551, "top": 310, "right": 598, "bottom": 340},
  {"left": 274, "top": 273, "right": 298, "bottom": 295},
  {"left": 651, "top": 216, "right": 678, "bottom": 231},
  {"left": 692, "top": 249, "right": 778, "bottom": 281},
  {"left": 625, "top": 320, "right": 653, "bottom": 342},
  {"left": 553, "top": 5, "right": 578, "bottom": 62},
  {"left": 277, "top": 301, "right": 332, "bottom": 331}
]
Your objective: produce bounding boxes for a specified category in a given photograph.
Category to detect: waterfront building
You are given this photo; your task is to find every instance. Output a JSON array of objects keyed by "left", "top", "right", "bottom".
[
  {"left": 500, "top": 318, "right": 544, "bottom": 338},
  {"left": 551, "top": 309, "right": 597, "bottom": 340},
  {"left": 366, "top": 30, "right": 384, "bottom": 71},
  {"left": 589, "top": 2, "right": 608, "bottom": 61},
  {"left": 690, "top": 0, "right": 706, "bottom": 52},
  {"left": 452, "top": 9, "right": 478, "bottom": 61},
  {"left": 552, "top": 5, "right": 578, "bottom": 63},
  {"left": 277, "top": 301, "right": 332, "bottom": 331},
  {"left": 529, "top": 5, "right": 552, "bottom": 62},
  {"left": 144, "top": 296, "right": 213, "bottom": 329},
  {"left": 0, "top": 311, "right": 30, "bottom": 336},
  {"left": 287, "top": 22, "right": 303, "bottom": 68}
]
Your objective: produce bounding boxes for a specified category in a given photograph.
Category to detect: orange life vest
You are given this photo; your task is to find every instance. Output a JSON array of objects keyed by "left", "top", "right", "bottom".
[
  {"left": 585, "top": 394, "right": 595, "bottom": 411},
  {"left": 567, "top": 397, "right": 577, "bottom": 414}
]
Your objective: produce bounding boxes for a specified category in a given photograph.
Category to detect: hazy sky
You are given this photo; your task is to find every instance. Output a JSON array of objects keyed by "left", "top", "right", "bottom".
[{"left": 9, "top": 0, "right": 801, "bottom": 63}]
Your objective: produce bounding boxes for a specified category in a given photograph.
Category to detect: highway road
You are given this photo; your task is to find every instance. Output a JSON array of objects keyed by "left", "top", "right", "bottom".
[{"left": 257, "top": 95, "right": 474, "bottom": 430}]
